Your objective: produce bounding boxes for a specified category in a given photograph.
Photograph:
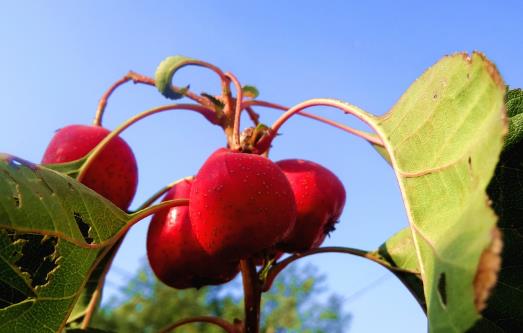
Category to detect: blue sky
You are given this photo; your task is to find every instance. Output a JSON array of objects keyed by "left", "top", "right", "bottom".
[{"left": 1, "top": 1, "right": 522, "bottom": 332}]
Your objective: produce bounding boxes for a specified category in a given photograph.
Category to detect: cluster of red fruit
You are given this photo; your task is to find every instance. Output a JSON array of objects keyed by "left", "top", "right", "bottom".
[{"left": 42, "top": 124, "right": 346, "bottom": 289}]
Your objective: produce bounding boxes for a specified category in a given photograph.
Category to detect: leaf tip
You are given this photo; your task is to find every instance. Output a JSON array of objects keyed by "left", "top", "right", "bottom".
[
  {"left": 477, "top": 52, "right": 505, "bottom": 91},
  {"left": 155, "top": 55, "right": 194, "bottom": 100}
]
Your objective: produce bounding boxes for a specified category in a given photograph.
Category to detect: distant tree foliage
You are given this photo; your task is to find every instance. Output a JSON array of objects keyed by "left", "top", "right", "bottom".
[{"left": 92, "top": 263, "right": 350, "bottom": 333}]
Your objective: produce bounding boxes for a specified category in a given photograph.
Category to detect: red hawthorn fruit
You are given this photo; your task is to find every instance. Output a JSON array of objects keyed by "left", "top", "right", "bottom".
[
  {"left": 275, "top": 159, "right": 346, "bottom": 253},
  {"left": 190, "top": 148, "right": 296, "bottom": 260},
  {"left": 42, "top": 124, "right": 138, "bottom": 210},
  {"left": 147, "top": 179, "right": 240, "bottom": 289}
]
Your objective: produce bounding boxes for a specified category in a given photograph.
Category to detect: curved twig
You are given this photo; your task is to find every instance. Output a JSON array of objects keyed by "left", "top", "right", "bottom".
[
  {"left": 133, "top": 176, "right": 195, "bottom": 212},
  {"left": 111, "top": 199, "right": 189, "bottom": 244},
  {"left": 158, "top": 315, "right": 239, "bottom": 333},
  {"left": 225, "top": 72, "right": 244, "bottom": 149},
  {"left": 245, "top": 106, "right": 260, "bottom": 125},
  {"left": 93, "top": 71, "right": 210, "bottom": 126},
  {"left": 243, "top": 99, "right": 383, "bottom": 148},
  {"left": 262, "top": 246, "right": 420, "bottom": 292},
  {"left": 78, "top": 103, "right": 217, "bottom": 182}
]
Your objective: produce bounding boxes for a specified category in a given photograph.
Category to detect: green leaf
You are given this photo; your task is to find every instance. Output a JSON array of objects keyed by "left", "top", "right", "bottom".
[
  {"left": 371, "top": 142, "right": 392, "bottom": 164},
  {"left": 43, "top": 157, "right": 85, "bottom": 179},
  {"left": 370, "top": 52, "right": 506, "bottom": 332},
  {"left": 503, "top": 89, "right": 523, "bottom": 150},
  {"left": 0, "top": 154, "right": 134, "bottom": 332},
  {"left": 505, "top": 88, "right": 523, "bottom": 117},
  {"left": 67, "top": 242, "right": 121, "bottom": 326},
  {"left": 0, "top": 154, "right": 128, "bottom": 245},
  {"left": 377, "top": 87, "right": 523, "bottom": 332},
  {"left": 376, "top": 228, "right": 425, "bottom": 311},
  {"left": 242, "top": 85, "right": 260, "bottom": 99},
  {"left": 471, "top": 105, "right": 523, "bottom": 331},
  {"left": 155, "top": 55, "right": 197, "bottom": 100}
]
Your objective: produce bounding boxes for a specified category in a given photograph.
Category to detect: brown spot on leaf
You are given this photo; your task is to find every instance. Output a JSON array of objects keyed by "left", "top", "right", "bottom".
[{"left": 473, "top": 227, "right": 503, "bottom": 312}]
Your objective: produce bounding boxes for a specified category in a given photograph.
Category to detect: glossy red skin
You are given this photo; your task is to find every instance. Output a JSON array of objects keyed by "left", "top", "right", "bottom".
[
  {"left": 275, "top": 159, "right": 346, "bottom": 253},
  {"left": 190, "top": 148, "right": 296, "bottom": 260},
  {"left": 147, "top": 179, "right": 239, "bottom": 289},
  {"left": 42, "top": 125, "right": 138, "bottom": 210}
]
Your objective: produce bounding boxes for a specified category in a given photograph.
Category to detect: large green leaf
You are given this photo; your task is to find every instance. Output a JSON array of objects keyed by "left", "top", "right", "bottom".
[
  {"left": 377, "top": 88, "right": 523, "bottom": 332},
  {"left": 368, "top": 52, "right": 506, "bottom": 332},
  {"left": 470, "top": 88, "right": 523, "bottom": 331},
  {"left": 0, "top": 154, "right": 133, "bottom": 332},
  {"left": 0, "top": 155, "right": 128, "bottom": 245}
]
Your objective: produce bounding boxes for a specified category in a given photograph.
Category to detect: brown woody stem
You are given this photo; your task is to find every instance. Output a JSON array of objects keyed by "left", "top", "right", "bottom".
[{"left": 240, "top": 258, "right": 261, "bottom": 333}]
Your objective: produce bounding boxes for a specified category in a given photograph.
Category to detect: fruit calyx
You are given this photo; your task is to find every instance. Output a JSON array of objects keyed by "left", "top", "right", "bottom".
[{"left": 239, "top": 124, "right": 272, "bottom": 153}]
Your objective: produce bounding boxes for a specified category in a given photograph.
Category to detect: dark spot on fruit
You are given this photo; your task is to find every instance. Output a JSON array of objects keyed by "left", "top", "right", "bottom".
[
  {"left": 324, "top": 218, "right": 339, "bottom": 236},
  {"left": 74, "top": 212, "right": 93, "bottom": 244},
  {"left": 437, "top": 272, "right": 447, "bottom": 307},
  {"left": 13, "top": 196, "right": 20, "bottom": 208}
]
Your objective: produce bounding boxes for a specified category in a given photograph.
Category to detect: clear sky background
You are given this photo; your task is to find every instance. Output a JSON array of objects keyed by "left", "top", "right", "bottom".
[{"left": 1, "top": 1, "right": 522, "bottom": 332}]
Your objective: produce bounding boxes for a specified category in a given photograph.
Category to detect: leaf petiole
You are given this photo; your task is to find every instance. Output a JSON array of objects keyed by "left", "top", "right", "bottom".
[{"left": 262, "top": 246, "right": 420, "bottom": 292}]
